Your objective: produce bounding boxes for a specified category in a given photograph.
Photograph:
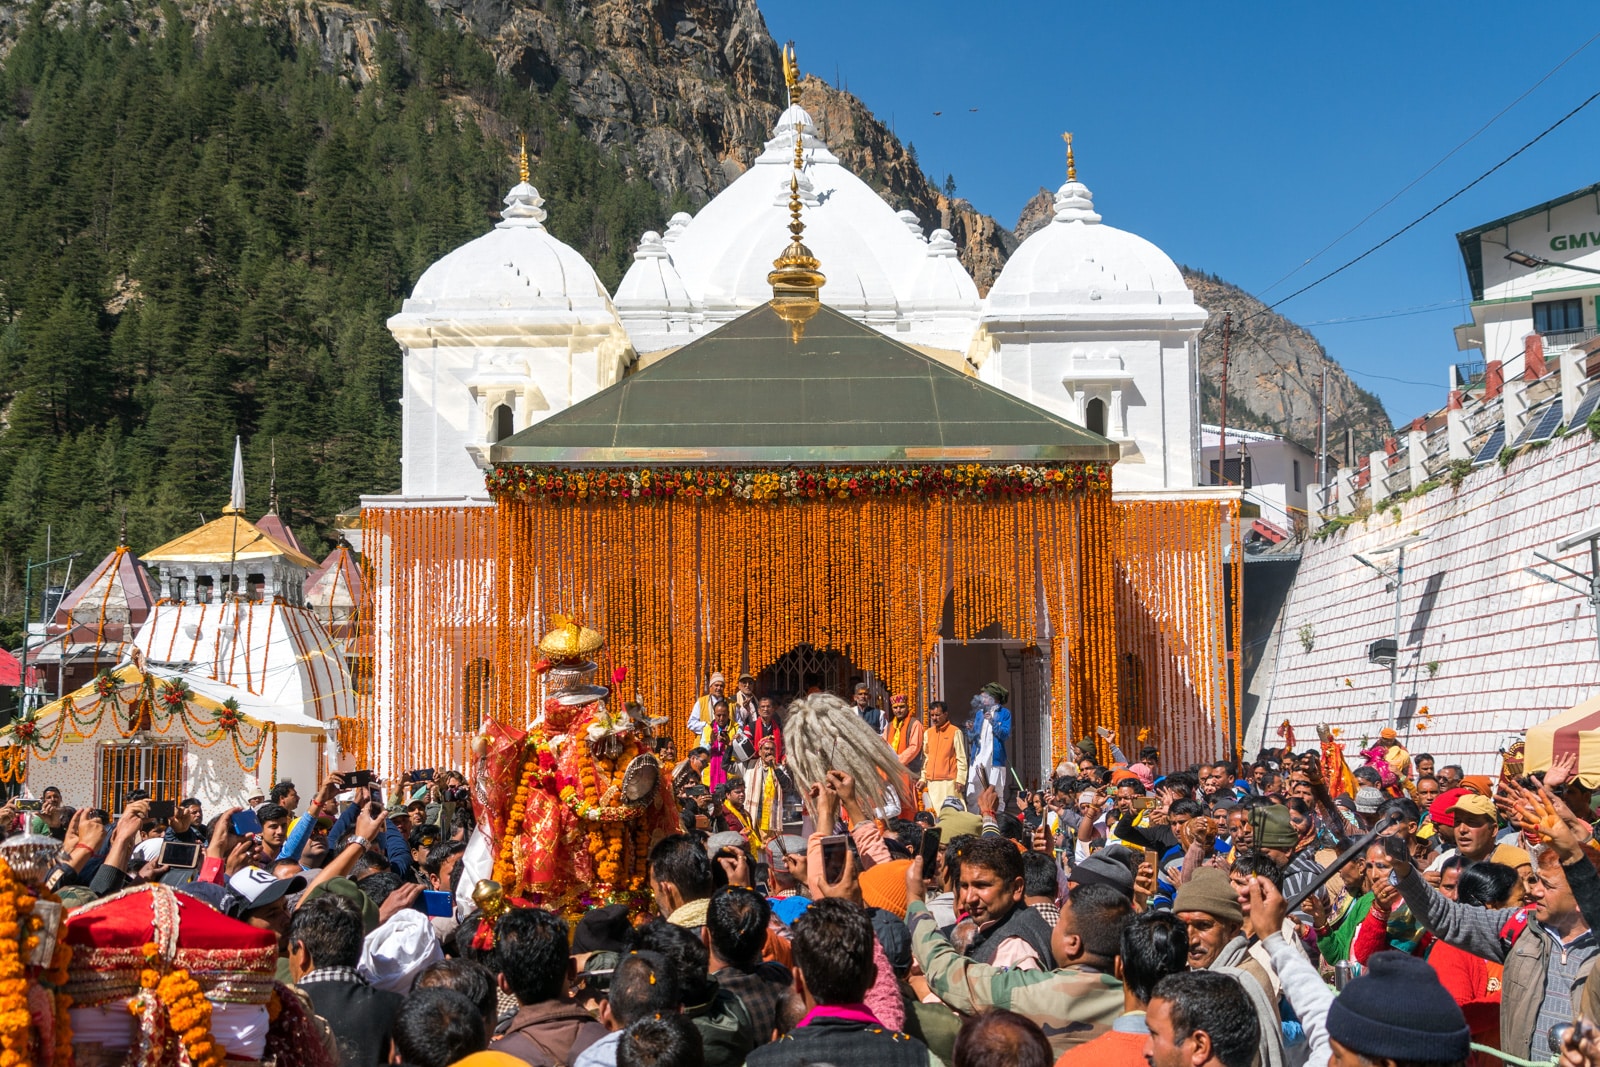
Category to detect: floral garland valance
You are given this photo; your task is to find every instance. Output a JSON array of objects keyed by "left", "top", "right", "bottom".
[
  {"left": 488, "top": 462, "right": 1112, "bottom": 503},
  {"left": 1, "top": 670, "right": 276, "bottom": 773}
]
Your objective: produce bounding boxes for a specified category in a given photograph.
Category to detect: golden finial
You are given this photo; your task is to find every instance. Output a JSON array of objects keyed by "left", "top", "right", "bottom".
[
  {"left": 768, "top": 117, "right": 825, "bottom": 341},
  {"left": 1063, "top": 131, "right": 1076, "bottom": 182},
  {"left": 517, "top": 134, "right": 529, "bottom": 185},
  {"left": 782, "top": 42, "right": 800, "bottom": 106}
]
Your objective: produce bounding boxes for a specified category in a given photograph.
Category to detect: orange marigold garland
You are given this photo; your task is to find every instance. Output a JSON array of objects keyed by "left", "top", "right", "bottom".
[
  {"left": 160, "top": 969, "right": 225, "bottom": 1067},
  {"left": 492, "top": 748, "right": 541, "bottom": 898},
  {"left": 0, "top": 859, "right": 36, "bottom": 1067}
]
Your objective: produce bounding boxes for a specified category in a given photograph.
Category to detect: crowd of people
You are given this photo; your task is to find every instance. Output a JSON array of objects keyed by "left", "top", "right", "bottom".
[{"left": 14, "top": 684, "right": 1600, "bottom": 1067}]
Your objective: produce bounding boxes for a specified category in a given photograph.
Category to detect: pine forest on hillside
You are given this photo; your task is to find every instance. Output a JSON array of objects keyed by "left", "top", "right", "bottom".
[{"left": 0, "top": 2, "right": 668, "bottom": 646}]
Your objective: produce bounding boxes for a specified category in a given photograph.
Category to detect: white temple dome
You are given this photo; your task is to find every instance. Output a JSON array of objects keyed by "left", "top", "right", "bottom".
[
  {"left": 908, "top": 229, "right": 981, "bottom": 312},
  {"left": 985, "top": 179, "right": 1197, "bottom": 320},
  {"left": 615, "top": 103, "right": 973, "bottom": 343},
  {"left": 614, "top": 231, "right": 693, "bottom": 311},
  {"left": 403, "top": 182, "right": 616, "bottom": 316}
]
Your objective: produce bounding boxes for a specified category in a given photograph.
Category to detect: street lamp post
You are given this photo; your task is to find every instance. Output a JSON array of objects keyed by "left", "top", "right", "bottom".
[
  {"left": 16, "top": 551, "right": 83, "bottom": 717},
  {"left": 1354, "top": 535, "right": 1429, "bottom": 731},
  {"left": 1525, "top": 522, "right": 1600, "bottom": 660},
  {"left": 1505, "top": 251, "right": 1600, "bottom": 277}
]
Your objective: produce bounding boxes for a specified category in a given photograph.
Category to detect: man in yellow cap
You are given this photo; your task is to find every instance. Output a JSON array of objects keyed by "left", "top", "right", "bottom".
[{"left": 1429, "top": 792, "right": 1531, "bottom": 885}]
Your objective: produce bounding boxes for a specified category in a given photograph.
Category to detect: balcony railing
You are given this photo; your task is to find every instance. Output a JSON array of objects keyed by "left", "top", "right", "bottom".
[{"left": 1542, "top": 326, "right": 1599, "bottom": 349}]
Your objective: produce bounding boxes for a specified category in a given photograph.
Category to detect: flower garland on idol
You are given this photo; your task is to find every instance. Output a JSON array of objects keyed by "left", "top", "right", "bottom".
[
  {"left": 126, "top": 890, "right": 226, "bottom": 1067},
  {"left": 488, "top": 461, "right": 1109, "bottom": 503},
  {"left": 0, "top": 848, "right": 75, "bottom": 1067}
]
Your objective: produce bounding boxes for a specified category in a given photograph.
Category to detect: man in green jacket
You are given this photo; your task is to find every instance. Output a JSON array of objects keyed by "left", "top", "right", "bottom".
[{"left": 904, "top": 857, "right": 1127, "bottom": 1056}]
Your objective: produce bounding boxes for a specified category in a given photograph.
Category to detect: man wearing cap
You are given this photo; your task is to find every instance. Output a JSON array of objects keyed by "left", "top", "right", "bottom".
[
  {"left": 1376, "top": 727, "right": 1412, "bottom": 780},
  {"left": 886, "top": 694, "right": 924, "bottom": 776},
  {"left": 231, "top": 865, "right": 309, "bottom": 952},
  {"left": 764, "top": 834, "right": 810, "bottom": 924},
  {"left": 1251, "top": 804, "right": 1325, "bottom": 902},
  {"left": 1353, "top": 786, "right": 1385, "bottom": 829},
  {"left": 1068, "top": 847, "right": 1136, "bottom": 900},
  {"left": 1325, "top": 950, "right": 1473, "bottom": 1067},
  {"left": 965, "top": 683, "right": 1012, "bottom": 811},
  {"left": 689, "top": 672, "right": 726, "bottom": 737},
  {"left": 742, "top": 737, "right": 790, "bottom": 847},
  {"left": 1385, "top": 806, "right": 1600, "bottom": 1062},
  {"left": 750, "top": 697, "right": 784, "bottom": 765},
  {"left": 732, "top": 673, "right": 759, "bottom": 729},
  {"left": 1171, "top": 868, "right": 1285, "bottom": 1067},
  {"left": 919, "top": 701, "right": 967, "bottom": 813},
  {"left": 1426, "top": 793, "right": 1531, "bottom": 886}
]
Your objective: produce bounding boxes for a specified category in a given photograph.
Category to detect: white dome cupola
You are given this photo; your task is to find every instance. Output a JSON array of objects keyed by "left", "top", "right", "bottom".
[
  {"left": 985, "top": 171, "right": 1195, "bottom": 318},
  {"left": 612, "top": 230, "right": 699, "bottom": 354},
  {"left": 388, "top": 141, "right": 635, "bottom": 497},
  {"left": 975, "top": 135, "right": 1208, "bottom": 492},
  {"left": 612, "top": 52, "right": 981, "bottom": 357},
  {"left": 402, "top": 176, "right": 616, "bottom": 316}
]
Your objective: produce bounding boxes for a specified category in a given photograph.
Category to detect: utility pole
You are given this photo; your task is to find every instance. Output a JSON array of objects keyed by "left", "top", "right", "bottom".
[
  {"left": 1318, "top": 363, "right": 1328, "bottom": 488},
  {"left": 1216, "top": 312, "right": 1232, "bottom": 484}
]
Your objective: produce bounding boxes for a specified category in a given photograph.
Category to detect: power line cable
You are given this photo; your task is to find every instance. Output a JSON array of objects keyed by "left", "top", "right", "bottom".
[
  {"left": 1256, "top": 29, "right": 1600, "bottom": 299},
  {"left": 1298, "top": 299, "right": 1469, "bottom": 326},
  {"left": 1249, "top": 84, "right": 1600, "bottom": 320}
]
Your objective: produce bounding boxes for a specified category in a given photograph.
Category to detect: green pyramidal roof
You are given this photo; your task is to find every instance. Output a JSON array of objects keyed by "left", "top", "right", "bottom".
[{"left": 490, "top": 302, "right": 1119, "bottom": 466}]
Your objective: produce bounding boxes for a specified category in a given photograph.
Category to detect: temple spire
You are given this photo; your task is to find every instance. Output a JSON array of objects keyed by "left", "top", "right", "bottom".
[
  {"left": 268, "top": 438, "right": 279, "bottom": 515},
  {"left": 1063, "top": 131, "right": 1076, "bottom": 182},
  {"left": 518, "top": 133, "right": 530, "bottom": 185},
  {"left": 225, "top": 436, "right": 246, "bottom": 515}
]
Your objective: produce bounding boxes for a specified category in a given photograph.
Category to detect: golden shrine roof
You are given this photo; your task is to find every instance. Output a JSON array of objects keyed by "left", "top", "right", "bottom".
[{"left": 143, "top": 515, "right": 318, "bottom": 569}]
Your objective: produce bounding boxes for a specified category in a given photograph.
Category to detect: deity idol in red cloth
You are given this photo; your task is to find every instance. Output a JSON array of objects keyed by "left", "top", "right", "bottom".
[{"left": 468, "top": 619, "right": 679, "bottom": 923}]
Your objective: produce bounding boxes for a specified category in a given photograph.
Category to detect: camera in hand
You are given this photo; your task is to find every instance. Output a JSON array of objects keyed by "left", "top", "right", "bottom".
[
  {"left": 14, "top": 799, "right": 41, "bottom": 812},
  {"left": 344, "top": 769, "right": 375, "bottom": 788},
  {"left": 147, "top": 800, "right": 176, "bottom": 821}
]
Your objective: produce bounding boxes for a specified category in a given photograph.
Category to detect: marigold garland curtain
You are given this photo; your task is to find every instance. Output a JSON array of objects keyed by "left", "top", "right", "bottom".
[{"left": 355, "top": 487, "right": 1239, "bottom": 775}]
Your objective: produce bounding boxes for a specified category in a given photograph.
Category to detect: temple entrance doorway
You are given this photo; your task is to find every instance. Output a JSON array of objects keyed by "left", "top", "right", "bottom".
[{"left": 937, "top": 639, "right": 1055, "bottom": 792}]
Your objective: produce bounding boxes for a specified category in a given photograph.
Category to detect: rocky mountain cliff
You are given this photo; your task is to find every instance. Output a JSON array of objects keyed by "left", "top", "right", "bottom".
[
  {"left": 1015, "top": 188, "right": 1391, "bottom": 452},
  {"left": 0, "top": 0, "right": 1019, "bottom": 283},
  {"left": 0, "top": 0, "right": 1387, "bottom": 445}
]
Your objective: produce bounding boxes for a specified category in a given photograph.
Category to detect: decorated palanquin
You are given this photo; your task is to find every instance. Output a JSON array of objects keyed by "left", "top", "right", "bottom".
[
  {"left": 472, "top": 620, "right": 679, "bottom": 922},
  {"left": 62, "top": 883, "right": 331, "bottom": 1067}
]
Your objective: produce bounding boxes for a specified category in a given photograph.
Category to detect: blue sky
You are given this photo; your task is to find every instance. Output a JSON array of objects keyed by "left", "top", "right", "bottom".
[{"left": 763, "top": 2, "right": 1600, "bottom": 426}]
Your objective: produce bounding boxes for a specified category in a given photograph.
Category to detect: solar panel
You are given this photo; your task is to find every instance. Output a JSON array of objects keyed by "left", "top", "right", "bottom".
[
  {"left": 1531, "top": 398, "right": 1564, "bottom": 442},
  {"left": 1472, "top": 425, "right": 1505, "bottom": 465},
  {"left": 1571, "top": 387, "right": 1600, "bottom": 433},
  {"left": 1512, "top": 398, "right": 1564, "bottom": 447}
]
